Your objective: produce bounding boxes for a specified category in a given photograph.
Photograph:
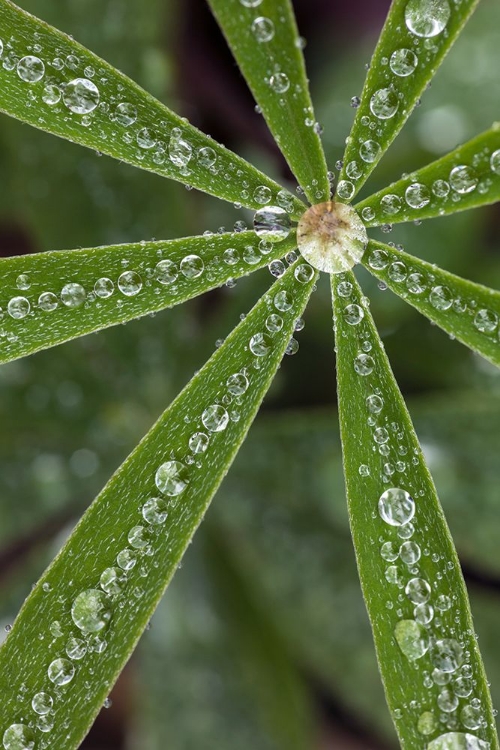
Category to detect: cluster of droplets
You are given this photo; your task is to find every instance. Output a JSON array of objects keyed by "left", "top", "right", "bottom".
[
  {"left": 367, "top": 246, "right": 500, "bottom": 344},
  {"left": 1, "top": 262, "right": 313, "bottom": 750},
  {"left": 335, "top": 274, "right": 491, "bottom": 750},
  {"left": 0, "top": 229, "right": 295, "bottom": 345},
  {"left": 0, "top": 33, "right": 299, "bottom": 208},
  {"left": 341, "top": 0, "right": 454, "bottom": 197},
  {"left": 361, "top": 148, "right": 500, "bottom": 224}
]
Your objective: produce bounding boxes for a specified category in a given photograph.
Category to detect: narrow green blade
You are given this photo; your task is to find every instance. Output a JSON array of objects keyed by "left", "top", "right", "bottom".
[
  {"left": 0, "top": 259, "right": 316, "bottom": 750},
  {"left": 355, "top": 125, "right": 500, "bottom": 226},
  {"left": 337, "top": 0, "right": 479, "bottom": 201},
  {"left": 0, "top": 231, "right": 296, "bottom": 365},
  {"left": 331, "top": 270, "right": 498, "bottom": 750},
  {"left": 0, "top": 0, "right": 304, "bottom": 215},
  {"left": 207, "top": 0, "right": 329, "bottom": 205},
  {"left": 363, "top": 240, "right": 500, "bottom": 367}
]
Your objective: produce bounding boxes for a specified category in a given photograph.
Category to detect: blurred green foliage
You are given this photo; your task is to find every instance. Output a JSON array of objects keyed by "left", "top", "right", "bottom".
[{"left": 1, "top": 0, "right": 500, "bottom": 747}]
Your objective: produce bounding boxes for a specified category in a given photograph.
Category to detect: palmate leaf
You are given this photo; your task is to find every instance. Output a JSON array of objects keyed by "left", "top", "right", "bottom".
[
  {"left": 337, "top": 0, "right": 479, "bottom": 201},
  {"left": 207, "top": 0, "right": 330, "bottom": 205},
  {"left": 0, "top": 231, "right": 296, "bottom": 365},
  {"left": 356, "top": 126, "right": 500, "bottom": 227},
  {"left": 0, "top": 260, "right": 317, "bottom": 750},
  {"left": 0, "top": 0, "right": 305, "bottom": 217},
  {"left": 363, "top": 240, "right": 500, "bottom": 368},
  {"left": 331, "top": 271, "right": 498, "bottom": 750}
]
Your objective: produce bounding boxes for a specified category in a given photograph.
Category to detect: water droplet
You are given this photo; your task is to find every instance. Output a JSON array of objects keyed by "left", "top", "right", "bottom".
[
  {"left": 128, "top": 525, "right": 148, "bottom": 549},
  {"left": 42, "top": 84, "right": 61, "bottom": 105},
  {"left": 394, "top": 619, "right": 429, "bottom": 660},
  {"left": 400, "top": 540, "right": 421, "bottom": 565},
  {"left": 418, "top": 711, "right": 436, "bottom": 735},
  {"left": 406, "top": 272, "right": 427, "bottom": 295},
  {"left": 169, "top": 130, "right": 192, "bottom": 167},
  {"left": 343, "top": 303, "right": 364, "bottom": 325},
  {"left": 254, "top": 185, "right": 272, "bottom": 205},
  {"left": 438, "top": 688, "right": 459, "bottom": 713},
  {"left": 240, "top": 0, "right": 263, "bottom": 6},
  {"left": 431, "top": 639, "right": 464, "bottom": 673},
  {"left": 390, "top": 48, "right": 418, "bottom": 76},
  {"left": 2, "top": 724, "right": 35, "bottom": 750},
  {"left": 71, "top": 589, "right": 112, "bottom": 634},
  {"left": 197, "top": 146, "right": 216, "bottom": 168},
  {"left": 274, "top": 290, "right": 293, "bottom": 312},
  {"left": 405, "top": 0, "right": 450, "bottom": 38},
  {"left": 461, "top": 705, "right": 483, "bottom": 731},
  {"left": 269, "top": 72, "right": 290, "bottom": 93},
  {"left": 16, "top": 274, "right": 30, "bottom": 290},
  {"left": 370, "top": 87, "right": 399, "bottom": 119},
  {"left": 474, "top": 309, "right": 497, "bottom": 333},
  {"left": 405, "top": 182, "right": 431, "bottom": 209},
  {"left": 381, "top": 541, "right": 399, "bottom": 562},
  {"left": 359, "top": 139, "right": 381, "bottom": 163},
  {"left": 118, "top": 270, "right": 142, "bottom": 296},
  {"left": 94, "top": 278, "right": 114, "bottom": 298},
  {"left": 188, "top": 432, "right": 209, "bottom": 454},
  {"left": 137, "top": 127, "right": 156, "bottom": 149},
  {"left": 249, "top": 332, "right": 272, "bottom": 357},
  {"left": 155, "top": 259, "right": 178, "bottom": 285},
  {"left": 142, "top": 497, "right": 169, "bottom": 524},
  {"left": 381, "top": 194, "right": 402, "bottom": 215},
  {"left": 7, "top": 296, "right": 30, "bottom": 319},
  {"left": 433, "top": 179, "right": 450, "bottom": 198},
  {"left": 17, "top": 55, "right": 45, "bottom": 82},
  {"left": 449, "top": 165, "right": 478, "bottom": 194},
  {"left": 48, "top": 657, "right": 75, "bottom": 685},
  {"left": 354, "top": 353, "right": 374, "bottom": 375},
  {"left": 294, "top": 264, "right": 315, "bottom": 283},
  {"left": 414, "top": 602, "right": 434, "bottom": 625},
  {"left": 378, "top": 487, "right": 415, "bottom": 526},
  {"left": 31, "top": 692, "right": 53, "bottom": 715},
  {"left": 428, "top": 734, "right": 489, "bottom": 750},
  {"left": 155, "top": 460, "right": 189, "bottom": 495},
  {"left": 99, "top": 567, "right": 126, "bottom": 597},
  {"left": 454, "top": 676, "right": 473, "bottom": 698},
  {"left": 227, "top": 373, "right": 249, "bottom": 396},
  {"left": 406, "top": 577, "right": 431, "bottom": 603},
  {"left": 63, "top": 78, "right": 99, "bottom": 114},
  {"left": 336, "top": 180, "right": 355, "bottom": 200},
  {"left": 61, "top": 282, "right": 86, "bottom": 307},
  {"left": 252, "top": 16, "right": 275, "bottom": 42},
  {"left": 429, "top": 285, "right": 453, "bottom": 311},
  {"left": 36, "top": 717, "right": 53, "bottom": 734},
  {"left": 180, "top": 254, "right": 204, "bottom": 278},
  {"left": 201, "top": 405, "right": 229, "bottom": 432},
  {"left": 66, "top": 636, "right": 87, "bottom": 660},
  {"left": 117, "top": 548, "right": 136, "bottom": 571},
  {"left": 297, "top": 202, "right": 367, "bottom": 274},
  {"left": 489, "top": 149, "right": 500, "bottom": 175},
  {"left": 368, "top": 248, "right": 389, "bottom": 270},
  {"left": 111, "top": 102, "right": 137, "bottom": 127},
  {"left": 254, "top": 206, "right": 291, "bottom": 241}
]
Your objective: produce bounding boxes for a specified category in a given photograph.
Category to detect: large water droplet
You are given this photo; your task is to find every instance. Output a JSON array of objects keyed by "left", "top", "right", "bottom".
[
  {"left": 61, "top": 282, "right": 86, "bottom": 307},
  {"left": 48, "top": 657, "right": 75, "bottom": 685},
  {"left": 155, "top": 460, "right": 189, "bottom": 496},
  {"left": 394, "top": 619, "right": 429, "bottom": 660},
  {"left": 118, "top": 271, "right": 142, "bottom": 296},
  {"left": 63, "top": 78, "right": 100, "bottom": 114},
  {"left": 71, "top": 589, "right": 112, "bottom": 633},
  {"left": 31, "top": 692, "right": 53, "bottom": 715},
  {"left": 249, "top": 332, "right": 272, "bottom": 357},
  {"left": 17, "top": 55, "right": 45, "bottom": 83},
  {"left": 405, "top": 0, "right": 451, "bottom": 38},
  {"left": 202, "top": 404, "right": 229, "bottom": 432},
  {"left": 390, "top": 48, "right": 418, "bottom": 77},
  {"left": 7, "top": 296, "right": 30, "bottom": 319},
  {"left": 449, "top": 165, "right": 478, "bottom": 195},
  {"left": 100, "top": 567, "right": 127, "bottom": 596},
  {"left": 2, "top": 724, "right": 35, "bottom": 750},
  {"left": 370, "top": 87, "right": 399, "bottom": 119},
  {"left": 142, "top": 497, "right": 169, "bottom": 525},
  {"left": 378, "top": 487, "right": 415, "bottom": 526},
  {"left": 252, "top": 16, "right": 275, "bottom": 42},
  {"left": 431, "top": 639, "right": 464, "bottom": 673},
  {"left": 253, "top": 206, "right": 291, "bottom": 241},
  {"left": 427, "top": 733, "right": 490, "bottom": 750}
]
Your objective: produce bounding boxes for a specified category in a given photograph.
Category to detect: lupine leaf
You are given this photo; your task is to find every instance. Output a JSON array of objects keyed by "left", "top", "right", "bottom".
[
  {"left": 331, "top": 270, "right": 498, "bottom": 750},
  {"left": 363, "top": 240, "right": 500, "bottom": 368},
  {"left": 0, "top": 231, "right": 297, "bottom": 365},
  {"left": 337, "top": 0, "right": 479, "bottom": 201},
  {"left": 207, "top": 0, "right": 330, "bottom": 205},
  {"left": 0, "top": 259, "right": 316, "bottom": 750},
  {"left": 0, "top": 0, "right": 304, "bottom": 216},
  {"left": 356, "top": 125, "right": 500, "bottom": 227}
]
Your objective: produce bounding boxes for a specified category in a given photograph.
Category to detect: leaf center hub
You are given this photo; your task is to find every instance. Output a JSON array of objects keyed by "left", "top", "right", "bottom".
[{"left": 297, "top": 201, "right": 367, "bottom": 274}]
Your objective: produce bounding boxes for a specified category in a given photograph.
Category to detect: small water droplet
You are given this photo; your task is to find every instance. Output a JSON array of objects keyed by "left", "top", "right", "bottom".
[
  {"left": 142, "top": 497, "right": 169, "bottom": 524},
  {"left": 390, "top": 48, "right": 418, "bottom": 76},
  {"left": 94, "top": 278, "right": 114, "bottom": 298},
  {"left": 17, "top": 55, "right": 45, "bottom": 82},
  {"left": 431, "top": 639, "right": 464, "bottom": 673},
  {"left": 66, "top": 636, "right": 87, "bottom": 660},
  {"left": 118, "top": 270, "right": 142, "bottom": 296},
  {"left": 252, "top": 16, "right": 275, "bottom": 42},
  {"left": 31, "top": 692, "right": 53, "bottom": 715},
  {"left": 249, "top": 332, "right": 272, "bottom": 357},
  {"left": 449, "top": 165, "right": 478, "bottom": 195},
  {"left": 370, "top": 87, "right": 399, "bottom": 120},
  {"left": 354, "top": 353, "right": 374, "bottom": 375},
  {"left": 48, "top": 657, "right": 75, "bottom": 686},
  {"left": 155, "top": 460, "right": 189, "bottom": 495},
  {"left": 7, "top": 296, "right": 30, "bottom": 319}
]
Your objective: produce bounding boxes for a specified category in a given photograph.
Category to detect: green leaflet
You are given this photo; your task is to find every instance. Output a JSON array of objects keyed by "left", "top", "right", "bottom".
[
  {"left": 363, "top": 240, "right": 500, "bottom": 368},
  {"left": 337, "top": 0, "right": 479, "bottom": 200},
  {"left": 331, "top": 270, "right": 498, "bottom": 750},
  {"left": 0, "top": 0, "right": 304, "bottom": 216},
  {"left": 207, "top": 0, "right": 330, "bottom": 205},
  {"left": 356, "top": 126, "right": 500, "bottom": 227},
  {"left": 0, "top": 231, "right": 297, "bottom": 365},
  {"left": 0, "top": 259, "right": 317, "bottom": 750}
]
